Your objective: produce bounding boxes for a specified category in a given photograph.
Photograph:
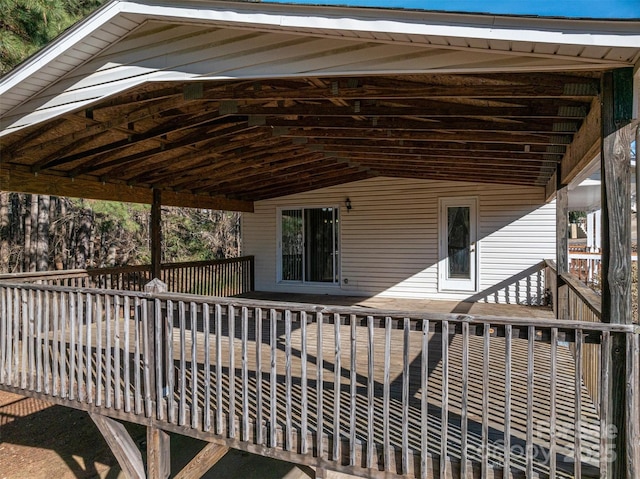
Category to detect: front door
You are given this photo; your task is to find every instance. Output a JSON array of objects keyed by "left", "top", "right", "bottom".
[{"left": 439, "top": 197, "right": 478, "bottom": 292}]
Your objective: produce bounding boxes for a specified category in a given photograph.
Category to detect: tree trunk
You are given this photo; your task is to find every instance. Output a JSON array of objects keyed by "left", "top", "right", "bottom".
[
  {"left": 27, "top": 194, "right": 38, "bottom": 271},
  {"left": 59, "top": 198, "right": 68, "bottom": 269},
  {"left": 76, "top": 207, "right": 92, "bottom": 269},
  {"left": 0, "top": 192, "right": 9, "bottom": 272},
  {"left": 36, "top": 195, "right": 50, "bottom": 271},
  {"left": 23, "top": 195, "right": 32, "bottom": 272}
]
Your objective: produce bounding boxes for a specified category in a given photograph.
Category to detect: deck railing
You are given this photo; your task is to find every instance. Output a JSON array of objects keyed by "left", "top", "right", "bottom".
[
  {"left": 0, "top": 256, "right": 255, "bottom": 297},
  {"left": 0, "top": 280, "right": 637, "bottom": 479},
  {"left": 545, "top": 259, "right": 602, "bottom": 410}
]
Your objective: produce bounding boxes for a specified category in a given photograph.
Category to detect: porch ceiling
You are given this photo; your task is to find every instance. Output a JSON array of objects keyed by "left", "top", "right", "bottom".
[
  {"left": 2, "top": 0, "right": 639, "bottom": 209},
  {"left": 0, "top": 71, "right": 601, "bottom": 203}
]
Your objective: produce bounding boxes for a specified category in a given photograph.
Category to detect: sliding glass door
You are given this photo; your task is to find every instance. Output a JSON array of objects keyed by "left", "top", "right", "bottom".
[{"left": 279, "top": 207, "right": 339, "bottom": 284}]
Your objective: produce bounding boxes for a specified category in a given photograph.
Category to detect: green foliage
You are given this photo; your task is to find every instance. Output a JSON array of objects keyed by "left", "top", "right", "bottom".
[
  {"left": 569, "top": 211, "right": 586, "bottom": 223},
  {"left": 0, "top": 0, "right": 105, "bottom": 74},
  {"left": 83, "top": 199, "right": 148, "bottom": 233}
]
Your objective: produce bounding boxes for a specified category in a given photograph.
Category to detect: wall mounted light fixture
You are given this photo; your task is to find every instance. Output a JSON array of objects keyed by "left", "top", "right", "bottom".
[{"left": 345, "top": 197, "right": 352, "bottom": 211}]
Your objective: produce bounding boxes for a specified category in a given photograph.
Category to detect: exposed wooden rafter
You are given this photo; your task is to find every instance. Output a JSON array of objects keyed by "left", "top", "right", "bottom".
[{"left": 0, "top": 72, "right": 602, "bottom": 203}]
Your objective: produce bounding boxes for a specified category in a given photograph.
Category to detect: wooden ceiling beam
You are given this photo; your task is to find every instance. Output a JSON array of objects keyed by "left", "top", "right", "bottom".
[
  {"left": 240, "top": 169, "right": 372, "bottom": 201},
  {"left": 201, "top": 75, "right": 598, "bottom": 101},
  {"left": 279, "top": 128, "right": 572, "bottom": 145},
  {"left": 264, "top": 117, "right": 578, "bottom": 134},
  {"left": 31, "top": 110, "right": 239, "bottom": 172},
  {"left": 78, "top": 123, "right": 259, "bottom": 178},
  {"left": 355, "top": 161, "right": 552, "bottom": 179},
  {"left": 231, "top": 99, "right": 589, "bottom": 119},
  {"left": 188, "top": 150, "right": 332, "bottom": 193},
  {"left": 0, "top": 166, "right": 253, "bottom": 212},
  {"left": 367, "top": 169, "right": 543, "bottom": 186},
  {"left": 305, "top": 138, "right": 560, "bottom": 155},
  {"left": 205, "top": 159, "right": 352, "bottom": 196},
  {"left": 146, "top": 144, "right": 306, "bottom": 190},
  {"left": 316, "top": 145, "right": 561, "bottom": 162},
  {"left": 341, "top": 155, "right": 557, "bottom": 170}
]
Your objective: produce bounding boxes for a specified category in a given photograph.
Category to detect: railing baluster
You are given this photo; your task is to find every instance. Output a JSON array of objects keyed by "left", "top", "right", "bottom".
[
  {"left": 503, "top": 323, "right": 512, "bottom": 479},
  {"left": 215, "top": 304, "right": 223, "bottom": 435},
  {"left": 383, "top": 316, "right": 391, "bottom": 472},
  {"left": 76, "top": 292, "right": 84, "bottom": 402},
  {"left": 203, "top": 303, "right": 211, "bottom": 432},
  {"left": 153, "top": 299, "right": 163, "bottom": 420},
  {"left": 526, "top": 325, "right": 535, "bottom": 479},
  {"left": 599, "top": 330, "right": 610, "bottom": 479},
  {"left": 0, "top": 288, "right": 7, "bottom": 385},
  {"left": 550, "top": 327, "right": 558, "bottom": 479},
  {"left": 166, "top": 300, "right": 176, "bottom": 424},
  {"left": 105, "top": 294, "right": 112, "bottom": 407},
  {"left": 12, "top": 288, "right": 19, "bottom": 388},
  {"left": 95, "top": 294, "right": 103, "bottom": 406},
  {"left": 114, "top": 295, "right": 123, "bottom": 410},
  {"left": 301, "top": 310, "right": 308, "bottom": 454},
  {"left": 26, "top": 289, "right": 34, "bottom": 390},
  {"left": 134, "top": 297, "right": 141, "bottom": 414},
  {"left": 441, "top": 320, "right": 449, "bottom": 479},
  {"left": 228, "top": 304, "right": 236, "bottom": 438},
  {"left": 256, "top": 307, "right": 264, "bottom": 445},
  {"left": 285, "top": 309, "right": 293, "bottom": 451},
  {"left": 333, "top": 313, "right": 341, "bottom": 463},
  {"left": 191, "top": 302, "right": 199, "bottom": 429},
  {"left": 482, "top": 322, "right": 490, "bottom": 478},
  {"left": 68, "top": 291, "right": 76, "bottom": 399},
  {"left": 421, "top": 319, "right": 429, "bottom": 479},
  {"left": 402, "top": 317, "right": 410, "bottom": 476},
  {"left": 0, "top": 288, "right": 5, "bottom": 385},
  {"left": 575, "top": 328, "right": 583, "bottom": 479},
  {"left": 461, "top": 320, "right": 469, "bottom": 478},
  {"left": 241, "top": 306, "right": 249, "bottom": 441},
  {"left": 141, "top": 298, "right": 151, "bottom": 418},
  {"left": 86, "top": 293, "right": 93, "bottom": 403},
  {"left": 36, "top": 290, "right": 43, "bottom": 393},
  {"left": 178, "top": 301, "right": 187, "bottom": 426},
  {"left": 366, "top": 315, "right": 375, "bottom": 470},
  {"left": 270, "top": 308, "right": 278, "bottom": 448},
  {"left": 349, "top": 314, "right": 357, "bottom": 467},
  {"left": 51, "top": 291, "right": 59, "bottom": 396},
  {"left": 317, "top": 311, "right": 324, "bottom": 459},
  {"left": 123, "top": 295, "right": 131, "bottom": 412}
]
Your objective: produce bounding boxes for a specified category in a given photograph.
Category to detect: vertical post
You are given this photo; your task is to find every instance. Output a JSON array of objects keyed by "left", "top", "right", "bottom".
[
  {"left": 144, "top": 278, "right": 169, "bottom": 479},
  {"left": 151, "top": 189, "right": 162, "bottom": 281},
  {"left": 601, "top": 68, "right": 634, "bottom": 479},
  {"left": 556, "top": 181, "right": 569, "bottom": 320}
]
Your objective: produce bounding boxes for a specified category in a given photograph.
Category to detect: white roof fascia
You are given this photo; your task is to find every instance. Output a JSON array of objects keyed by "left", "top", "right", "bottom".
[
  {"left": 0, "top": 1, "right": 124, "bottom": 94},
  {"left": 120, "top": 0, "right": 640, "bottom": 49}
]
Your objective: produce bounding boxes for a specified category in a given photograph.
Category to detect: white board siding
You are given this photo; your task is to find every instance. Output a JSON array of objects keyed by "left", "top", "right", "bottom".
[{"left": 242, "top": 177, "right": 556, "bottom": 304}]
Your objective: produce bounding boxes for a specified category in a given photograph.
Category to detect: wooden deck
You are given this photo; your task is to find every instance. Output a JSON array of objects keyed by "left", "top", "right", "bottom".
[{"left": 0, "top": 282, "right": 613, "bottom": 479}]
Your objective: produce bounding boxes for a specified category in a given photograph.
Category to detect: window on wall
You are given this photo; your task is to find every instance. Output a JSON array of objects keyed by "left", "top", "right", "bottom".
[{"left": 279, "top": 207, "right": 339, "bottom": 283}]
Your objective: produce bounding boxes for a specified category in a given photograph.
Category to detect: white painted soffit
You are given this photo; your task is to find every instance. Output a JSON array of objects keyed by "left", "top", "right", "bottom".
[{"left": 2, "top": 0, "right": 640, "bottom": 136}]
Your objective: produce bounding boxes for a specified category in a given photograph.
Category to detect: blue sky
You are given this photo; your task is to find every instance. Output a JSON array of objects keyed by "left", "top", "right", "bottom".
[{"left": 267, "top": 0, "right": 640, "bottom": 18}]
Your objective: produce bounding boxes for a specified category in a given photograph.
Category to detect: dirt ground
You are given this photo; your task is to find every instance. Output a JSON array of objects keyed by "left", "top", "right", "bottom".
[{"left": 0, "top": 391, "right": 312, "bottom": 479}]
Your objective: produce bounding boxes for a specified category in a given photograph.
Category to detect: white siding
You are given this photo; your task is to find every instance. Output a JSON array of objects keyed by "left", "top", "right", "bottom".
[{"left": 242, "top": 177, "right": 555, "bottom": 304}]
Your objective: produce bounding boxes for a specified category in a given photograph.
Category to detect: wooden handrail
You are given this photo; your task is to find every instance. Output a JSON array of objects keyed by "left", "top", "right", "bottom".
[{"left": 544, "top": 258, "right": 601, "bottom": 318}]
